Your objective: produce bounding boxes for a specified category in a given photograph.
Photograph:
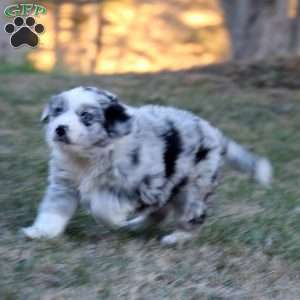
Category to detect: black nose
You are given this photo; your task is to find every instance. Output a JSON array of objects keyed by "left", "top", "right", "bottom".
[{"left": 56, "top": 125, "right": 67, "bottom": 137}]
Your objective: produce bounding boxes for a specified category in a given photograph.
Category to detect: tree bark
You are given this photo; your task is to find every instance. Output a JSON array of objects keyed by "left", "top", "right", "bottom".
[
  {"left": 291, "top": 0, "right": 300, "bottom": 53},
  {"left": 92, "top": 3, "right": 104, "bottom": 73},
  {"left": 53, "top": 3, "right": 63, "bottom": 67},
  {"left": 220, "top": 0, "right": 294, "bottom": 61}
]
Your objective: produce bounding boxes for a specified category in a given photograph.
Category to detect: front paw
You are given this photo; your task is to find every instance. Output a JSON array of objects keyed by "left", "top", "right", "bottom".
[
  {"left": 22, "top": 225, "right": 63, "bottom": 239},
  {"left": 22, "top": 226, "right": 45, "bottom": 239},
  {"left": 21, "top": 213, "right": 68, "bottom": 239}
]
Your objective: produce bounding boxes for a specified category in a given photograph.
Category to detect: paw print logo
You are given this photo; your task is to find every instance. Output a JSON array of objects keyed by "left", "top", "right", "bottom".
[{"left": 4, "top": 16, "right": 45, "bottom": 48}]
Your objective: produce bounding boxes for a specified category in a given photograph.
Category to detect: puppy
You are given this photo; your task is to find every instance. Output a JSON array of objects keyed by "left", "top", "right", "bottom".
[{"left": 23, "top": 87, "right": 272, "bottom": 245}]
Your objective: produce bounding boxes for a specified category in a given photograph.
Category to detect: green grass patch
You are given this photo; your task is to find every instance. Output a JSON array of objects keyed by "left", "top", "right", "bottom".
[{"left": 0, "top": 68, "right": 300, "bottom": 299}]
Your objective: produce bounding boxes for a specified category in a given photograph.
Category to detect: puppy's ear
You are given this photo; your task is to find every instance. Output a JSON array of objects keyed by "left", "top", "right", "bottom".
[
  {"left": 103, "top": 103, "right": 132, "bottom": 138},
  {"left": 40, "top": 104, "right": 50, "bottom": 123}
]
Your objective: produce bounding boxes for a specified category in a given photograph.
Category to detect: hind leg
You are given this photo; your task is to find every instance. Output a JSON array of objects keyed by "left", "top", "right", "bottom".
[
  {"left": 160, "top": 183, "right": 213, "bottom": 245},
  {"left": 160, "top": 159, "right": 220, "bottom": 246}
]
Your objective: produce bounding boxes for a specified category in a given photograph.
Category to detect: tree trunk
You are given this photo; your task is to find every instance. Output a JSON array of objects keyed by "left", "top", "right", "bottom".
[
  {"left": 220, "top": 0, "right": 261, "bottom": 60},
  {"left": 220, "top": 0, "right": 294, "bottom": 61},
  {"left": 291, "top": 0, "right": 300, "bottom": 54},
  {"left": 92, "top": 3, "right": 104, "bottom": 73},
  {"left": 53, "top": 3, "right": 63, "bottom": 67}
]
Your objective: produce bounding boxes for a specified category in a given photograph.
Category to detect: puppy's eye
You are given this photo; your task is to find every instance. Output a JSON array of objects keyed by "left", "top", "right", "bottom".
[
  {"left": 53, "top": 107, "right": 63, "bottom": 116},
  {"left": 80, "top": 111, "right": 94, "bottom": 126}
]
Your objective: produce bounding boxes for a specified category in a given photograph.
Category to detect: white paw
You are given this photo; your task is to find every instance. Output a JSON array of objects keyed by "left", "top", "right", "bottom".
[
  {"left": 22, "top": 213, "right": 68, "bottom": 239},
  {"left": 22, "top": 226, "right": 48, "bottom": 239},
  {"left": 160, "top": 231, "right": 192, "bottom": 246},
  {"left": 22, "top": 225, "right": 63, "bottom": 239}
]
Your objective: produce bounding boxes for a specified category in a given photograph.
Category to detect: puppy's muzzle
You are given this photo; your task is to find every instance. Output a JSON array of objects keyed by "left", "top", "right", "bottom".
[{"left": 55, "top": 125, "right": 70, "bottom": 144}]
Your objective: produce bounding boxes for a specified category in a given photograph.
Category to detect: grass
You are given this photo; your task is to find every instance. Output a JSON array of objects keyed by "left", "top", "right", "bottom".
[
  {"left": 0, "top": 63, "right": 300, "bottom": 299},
  {"left": 0, "top": 61, "right": 37, "bottom": 74}
]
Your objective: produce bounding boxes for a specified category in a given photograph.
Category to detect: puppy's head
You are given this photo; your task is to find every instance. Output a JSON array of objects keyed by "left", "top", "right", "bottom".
[{"left": 41, "top": 86, "right": 132, "bottom": 153}]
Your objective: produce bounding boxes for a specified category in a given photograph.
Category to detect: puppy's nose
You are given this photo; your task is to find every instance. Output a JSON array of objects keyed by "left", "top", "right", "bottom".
[{"left": 55, "top": 125, "right": 68, "bottom": 137}]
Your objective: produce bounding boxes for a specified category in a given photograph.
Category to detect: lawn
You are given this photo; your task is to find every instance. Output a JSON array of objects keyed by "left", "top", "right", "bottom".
[{"left": 0, "top": 61, "right": 300, "bottom": 299}]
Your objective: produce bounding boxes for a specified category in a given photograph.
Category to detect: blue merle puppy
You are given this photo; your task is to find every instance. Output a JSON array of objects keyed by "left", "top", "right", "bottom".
[{"left": 23, "top": 87, "right": 272, "bottom": 245}]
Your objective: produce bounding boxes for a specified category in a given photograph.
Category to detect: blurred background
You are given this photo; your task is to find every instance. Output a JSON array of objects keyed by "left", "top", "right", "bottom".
[
  {"left": 1, "top": 1, "right": 300, "bottom": 299},
  {"left": 1, "top": 0, "right": 300, "bottom": 74}
]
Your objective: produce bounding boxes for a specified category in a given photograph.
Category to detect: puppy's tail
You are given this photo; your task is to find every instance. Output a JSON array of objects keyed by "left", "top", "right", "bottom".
[{"left": 223, "top": 138, "right": 273, "bottom": 187}]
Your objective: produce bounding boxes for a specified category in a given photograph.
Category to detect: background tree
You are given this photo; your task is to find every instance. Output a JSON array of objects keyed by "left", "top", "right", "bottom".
[{"left": 220, "top": 0, "right": 300, "bottom": 60}]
